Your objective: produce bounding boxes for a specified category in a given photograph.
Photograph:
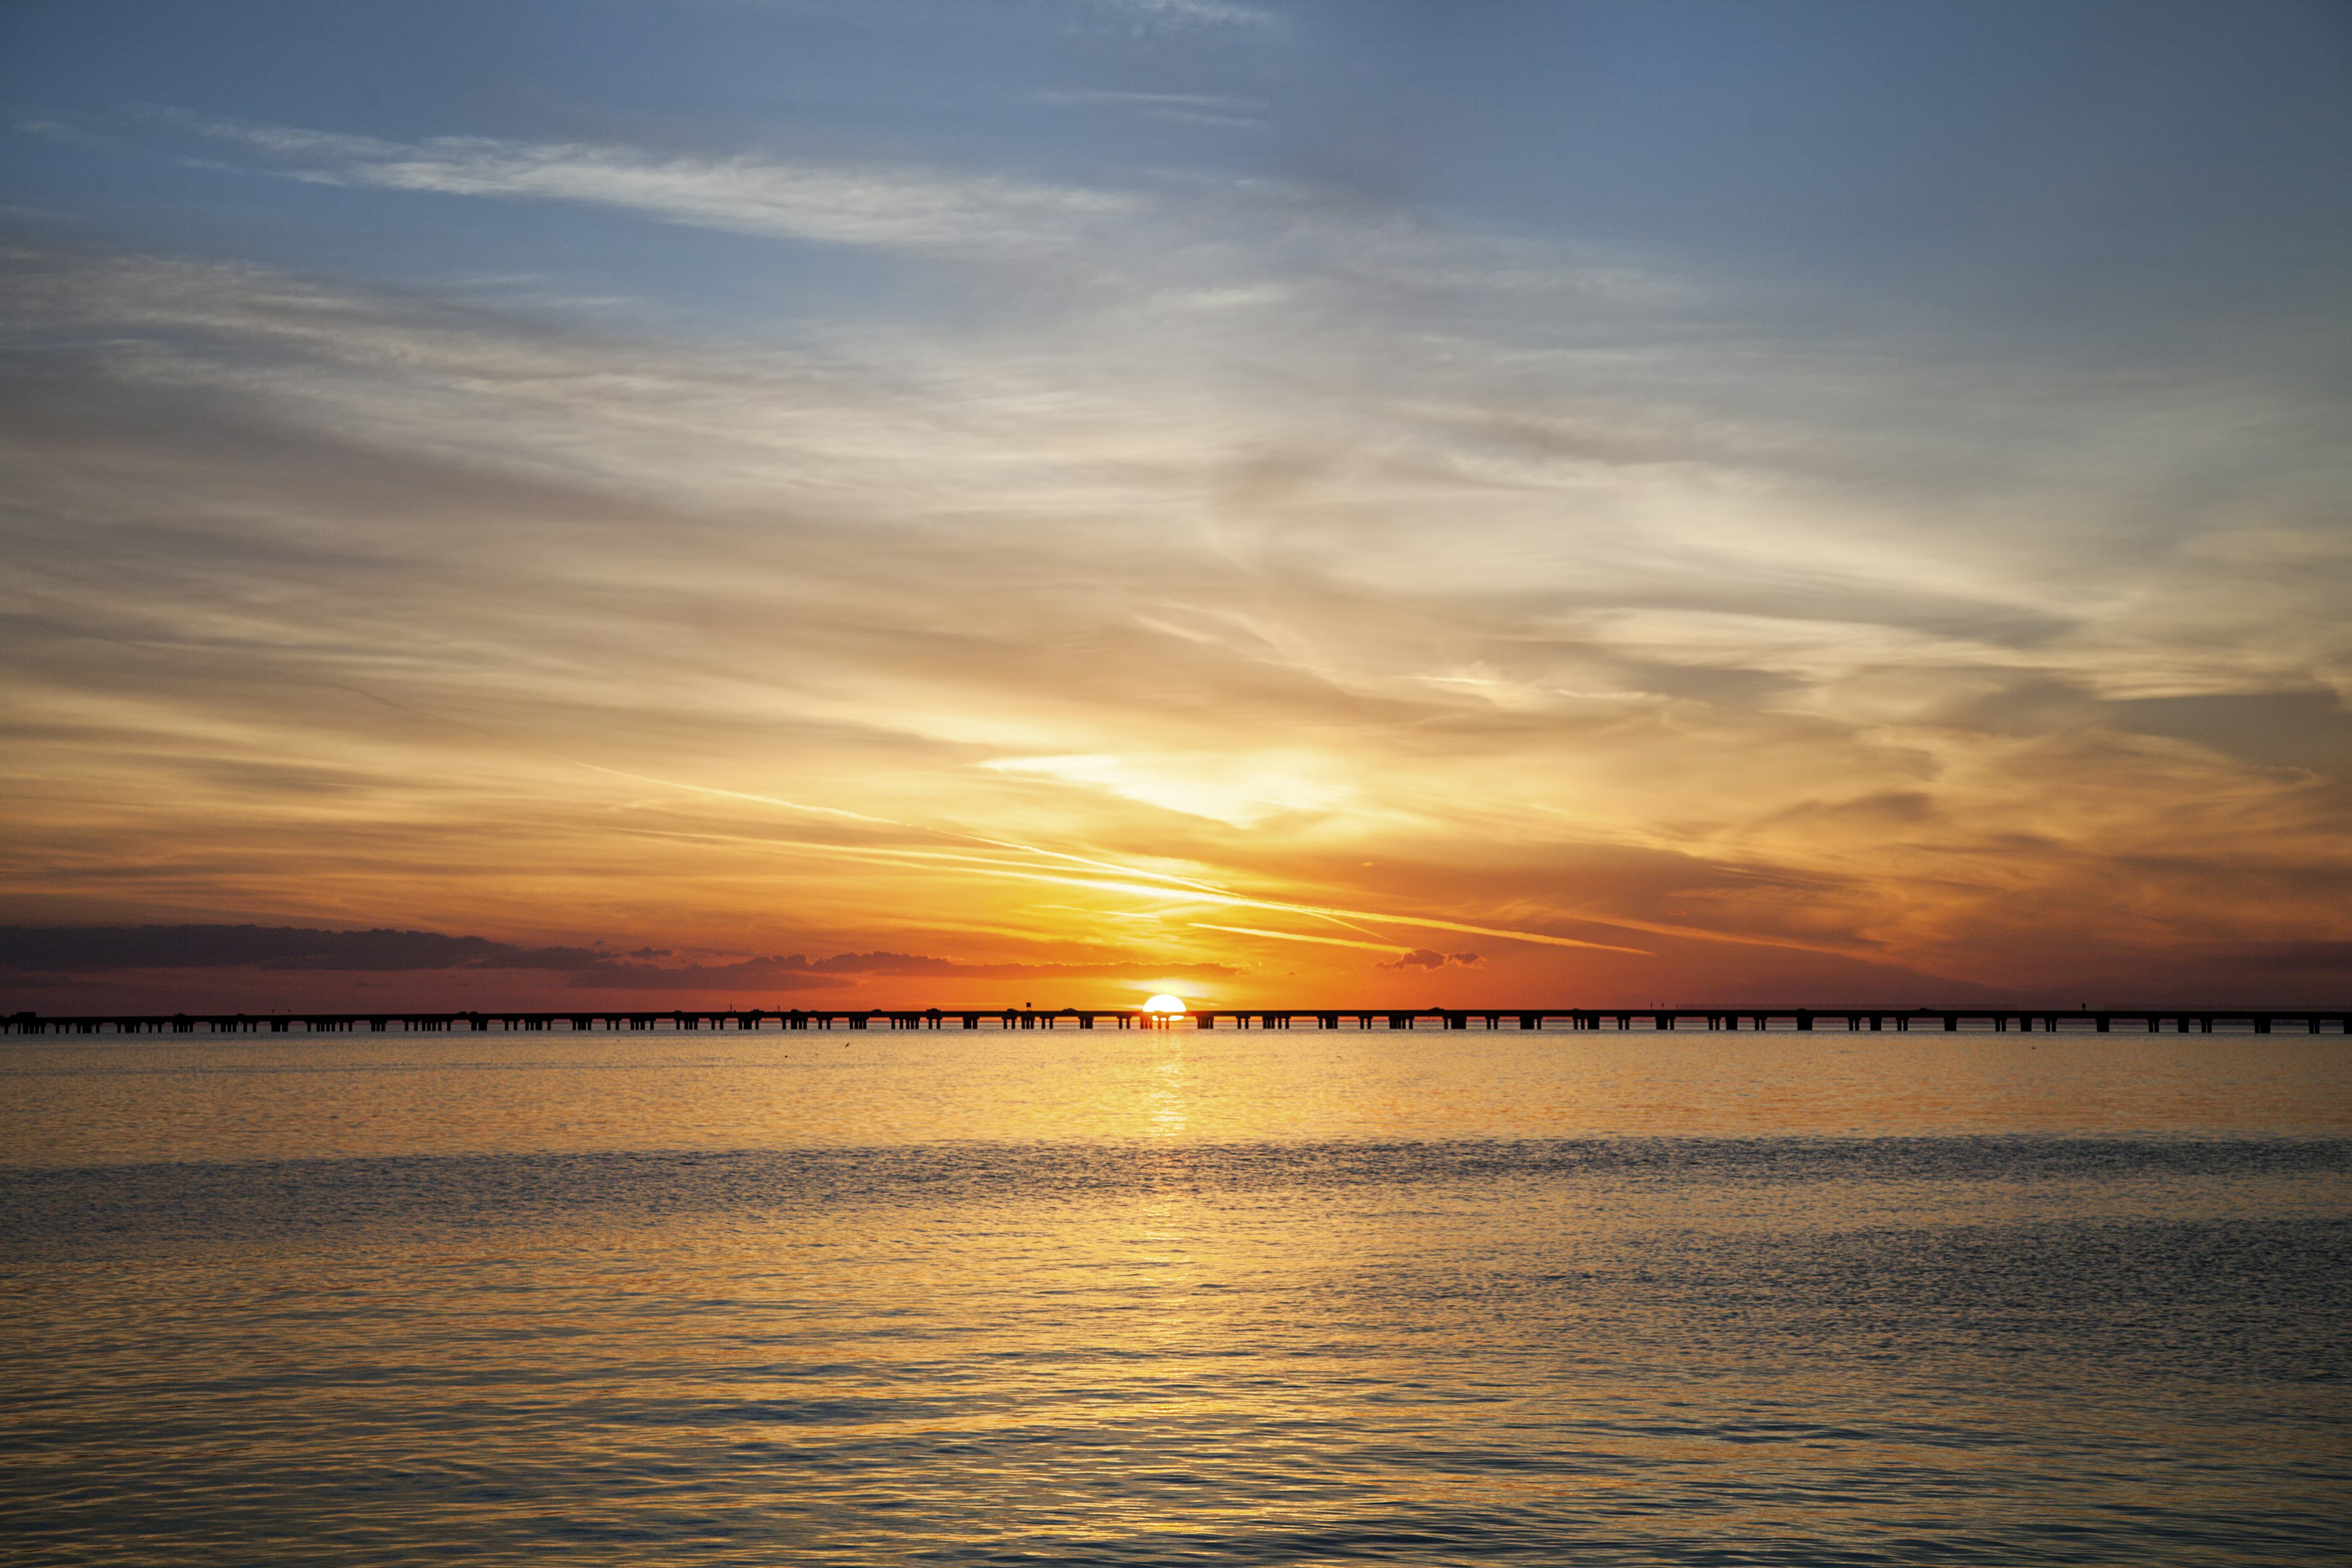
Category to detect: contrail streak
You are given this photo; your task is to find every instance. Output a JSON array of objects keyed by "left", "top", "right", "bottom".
[{"left": 1189, "top": 922, "right": 1411, "bottom": 955}]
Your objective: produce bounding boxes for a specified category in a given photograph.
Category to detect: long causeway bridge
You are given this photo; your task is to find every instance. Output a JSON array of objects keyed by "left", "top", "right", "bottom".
[{"left": 5, "top": 1005, "right": 2347, "bottom": 1035}]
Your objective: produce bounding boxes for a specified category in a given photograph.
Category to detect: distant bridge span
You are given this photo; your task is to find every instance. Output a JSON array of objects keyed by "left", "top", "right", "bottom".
[{"left": 6, "top": 1005, "right": 2348, "bottom": 1035}]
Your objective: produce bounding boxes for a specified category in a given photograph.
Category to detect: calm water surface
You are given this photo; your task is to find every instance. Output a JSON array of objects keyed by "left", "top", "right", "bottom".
[{"left": 4, "top": 1025, "right": 2347, "bottom": 1564}]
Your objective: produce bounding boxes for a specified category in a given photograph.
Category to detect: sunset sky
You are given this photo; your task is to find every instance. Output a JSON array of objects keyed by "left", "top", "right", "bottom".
[{"left": 4, "top": 1, "right": 2350, "bottom": 1011}]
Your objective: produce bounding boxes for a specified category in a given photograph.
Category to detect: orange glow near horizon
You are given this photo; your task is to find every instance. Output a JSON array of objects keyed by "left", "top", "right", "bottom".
[{"left": 6, "top": 646, "right": 2350, "bottom": 1012}]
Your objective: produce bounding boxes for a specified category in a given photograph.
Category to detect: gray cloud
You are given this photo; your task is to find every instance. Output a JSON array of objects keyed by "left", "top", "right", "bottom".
[
  {"left": 163, "top": 111, "right": 1142, "bottom": 262},
  {"left": 0, "top": 927, "right": 1237, "bottom": 992},
  {"left": 2225, "top": 941, "right": 2352, "bottom": 976},
  {"left": 1079, "top": 0, "right": 1281, "bottom": 32},
  {"left": 1376, "top": 948, "right": 1481, "bottom": 971},
  {"left": 0, "top": 925, "right": 531, "bottom": 973},
  {"left": 556, "top": 956, "right": 852, "bottom": 992}
]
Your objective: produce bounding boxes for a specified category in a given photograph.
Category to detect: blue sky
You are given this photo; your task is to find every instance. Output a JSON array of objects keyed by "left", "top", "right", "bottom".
[
  {"left": 18, "top": 1, "right": 2348, "bottom": 349},
  {"left": 4, "top": 1, "right": 2350, "bottom": 1007}
]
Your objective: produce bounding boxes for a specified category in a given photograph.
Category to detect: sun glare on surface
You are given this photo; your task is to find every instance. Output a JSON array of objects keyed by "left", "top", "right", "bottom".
[{"left": 1142, "top": 994, "right": 1187, "bottom": 1014}]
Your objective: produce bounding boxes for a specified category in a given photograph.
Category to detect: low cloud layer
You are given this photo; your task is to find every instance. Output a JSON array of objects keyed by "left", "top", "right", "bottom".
[{"left": 0, "top": 927, "right": 1241, "bottom": 995}]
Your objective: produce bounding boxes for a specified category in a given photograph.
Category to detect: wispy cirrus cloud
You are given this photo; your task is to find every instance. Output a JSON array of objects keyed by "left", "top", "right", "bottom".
[
  {"left": 1041, "top": 89, "right": 1268, "bottom": 129},
  {"left": 1074, "top": 0, "right": 1284, "bottom": 35},
  {"left": 160, "top": 111, "right": 1140, "bottom": 260}
]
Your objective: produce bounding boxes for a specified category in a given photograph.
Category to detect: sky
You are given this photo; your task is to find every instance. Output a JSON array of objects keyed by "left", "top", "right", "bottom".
[{"left": 3, "top": 0, "right": 2350, "bottom": 1013}]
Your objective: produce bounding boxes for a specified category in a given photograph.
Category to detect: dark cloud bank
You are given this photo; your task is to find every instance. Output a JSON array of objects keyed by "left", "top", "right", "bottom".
[
  {"left": 1378, "top": 949, "right": 1482, "bottom": 971},
  {"left": 0, "top": 926, "right": 1238, "bottom": 991}
]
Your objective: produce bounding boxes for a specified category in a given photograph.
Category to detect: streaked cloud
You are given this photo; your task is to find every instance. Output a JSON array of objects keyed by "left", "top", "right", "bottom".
[
  {"left": 2, "top": 1, "right": 2347, "bottom": 1006},
  {"left": 4, "top": 232, "right": 2346, "bottom": 1004},
  {"left": 1075, "top": 0, "right": 1283, "bottom": 35},
  {"left": 163, "top": 111, "right": 1140, "bottom": 261},
  {"left": 980, "top": 753, "right": 1352, "bottom": 827}
]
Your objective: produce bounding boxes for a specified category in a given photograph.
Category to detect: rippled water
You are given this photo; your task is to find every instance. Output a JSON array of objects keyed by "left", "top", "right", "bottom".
[{"left": 4, "top": 1026, "right": 2348, "bottom": 1564}]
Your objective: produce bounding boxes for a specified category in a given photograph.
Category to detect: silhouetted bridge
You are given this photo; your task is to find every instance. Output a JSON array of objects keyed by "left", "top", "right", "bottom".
[{"left": 4, "top": 1006, "right": 2347, "bottom": 1035}]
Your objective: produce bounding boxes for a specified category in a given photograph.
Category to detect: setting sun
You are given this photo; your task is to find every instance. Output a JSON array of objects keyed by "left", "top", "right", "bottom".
[{"left": 1140, "top": 995, "right": 1187, "bottom": 1014}]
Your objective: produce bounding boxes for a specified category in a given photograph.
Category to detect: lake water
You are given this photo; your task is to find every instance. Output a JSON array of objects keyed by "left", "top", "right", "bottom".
[{"left": 4, "top": 1023, "right": 2348, "bottom": 1564}]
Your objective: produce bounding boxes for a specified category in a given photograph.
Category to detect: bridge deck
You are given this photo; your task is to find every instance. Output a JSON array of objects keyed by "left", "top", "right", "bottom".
[{"left": 6, "top": 1006, "right": 2347, "bottom": 1035}]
